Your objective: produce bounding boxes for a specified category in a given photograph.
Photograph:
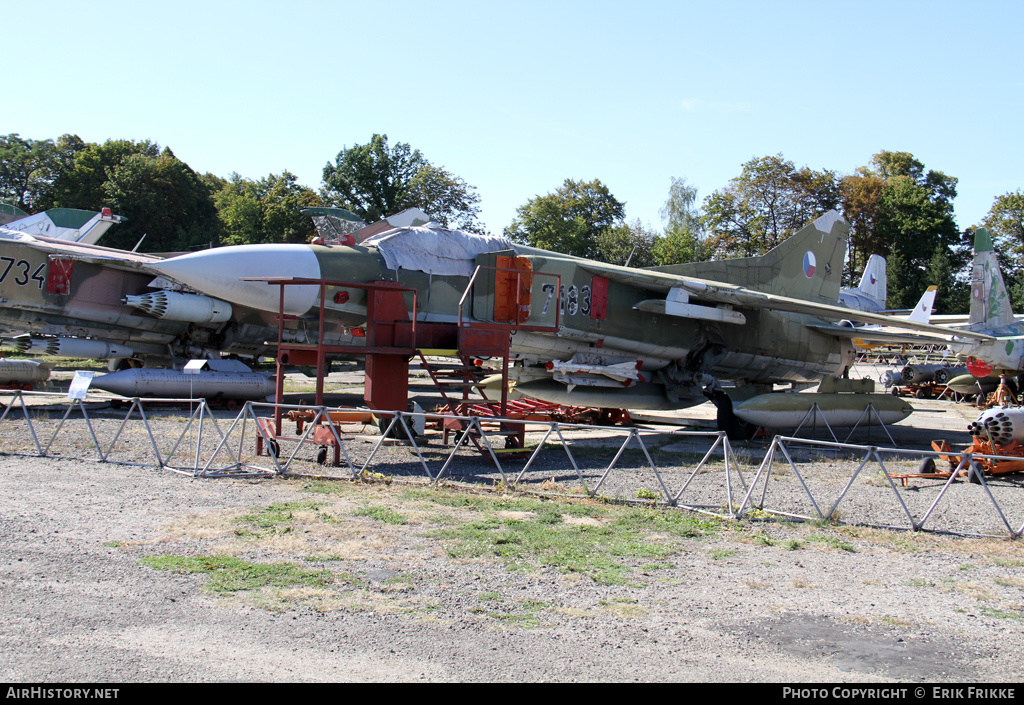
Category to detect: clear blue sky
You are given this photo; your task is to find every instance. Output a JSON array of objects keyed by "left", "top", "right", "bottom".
[{"left": 7, "top": 0, "right": 1022, "bottom": 237}]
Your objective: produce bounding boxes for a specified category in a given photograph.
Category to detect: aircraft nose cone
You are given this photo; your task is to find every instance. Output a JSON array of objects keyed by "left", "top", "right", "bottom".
[{"left": 149, "top": 245, "right": 322, "bottom": 315}]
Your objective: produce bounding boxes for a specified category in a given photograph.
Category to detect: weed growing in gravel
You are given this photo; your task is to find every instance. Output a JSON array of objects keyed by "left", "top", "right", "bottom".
[
  {"left": 994, "top": 576, "right": 1024, "bottom": 589},
  {"left": 354, "top": 505, "right": 407, "bottom": 525},
  {"left": 232, "top": 501, "right": 332, "bottom": 538},
  {"left": 974, "top": 605, "right": 1024, "bottom": 621},
  {"left": 139, "top": 554, "right": 335, "bottom": 595},
  {"left": 426, "top": 504, "right": 716, "bottom": 585},
  {"left": 805, "top": 534, "right": 856, "bottom": 552}
]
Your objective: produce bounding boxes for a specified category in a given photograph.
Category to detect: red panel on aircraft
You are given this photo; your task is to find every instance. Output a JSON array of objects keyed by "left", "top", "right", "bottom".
[
  {"left": 46, "top": 258, "right": 74, "bottom": 295},
  {"left": 590, "top": 276, "right": 608, "bottom": 320}
]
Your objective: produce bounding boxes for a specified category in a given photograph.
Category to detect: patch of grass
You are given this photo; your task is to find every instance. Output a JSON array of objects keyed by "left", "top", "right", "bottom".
[
  {"left": 426, "top": 505, "right": 712, "bottom": 586},
  {"left": 354, "top": 505, "right": 407, "bottom": 525},
  {"left": 635, "top": 488, "right": 660, "bottom": 500},
  {"left": 487, "top": 611, "right": 541, "bottom": 628},
  {"left": 977, "top": 605, "right": 1024, "bottom": 621},
  {"left": 808, "top": 510, "right": 843, "bottom": 527},
  {"left": 303, "top": 480, "right": 357, "bottom": 496},
  {"left": 237, "top": 501, "right": 323, "bottom": 531},
  {"left": 139, "top": 554, "right": 334, "bottom": 595},
  {"left": 708, "top": 549, "right": 736, "bottom": 560},
  {"left": 806, "top": 534, "right": 856, "bottom": 552},
  {"left": 994, "top": 558, "right": 1024, "bottom": 568}
]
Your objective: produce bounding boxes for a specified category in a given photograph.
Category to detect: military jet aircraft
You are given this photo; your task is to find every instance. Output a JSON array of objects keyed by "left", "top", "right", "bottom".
[
  {"left": 838, "top": 253, "right": 887, "bottom": 313},
  {"left": 127, "top": 210, "right": 984, "bottom": 433},
  {"left": 947, "top": 227, "right": 1024, "bottom": 377},
  {"left": 0, "top": 226, "right": 358, "bottom": 367},
  {"left": 0, "top": 209, "right": 990, "bottom": 435},
  {"left": 1, "top": 203, "right": 124, "bottom": 244}
]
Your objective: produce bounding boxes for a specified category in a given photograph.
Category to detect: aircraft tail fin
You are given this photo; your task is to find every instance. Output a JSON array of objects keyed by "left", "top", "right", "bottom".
[
  {"left": 652, "top": 210, "right": 849, "bottom": 304},
  {"left": 969, "top": 227, "right": 1015, "bottom": 330},
  {"left": 0, "top": 207, "right": 123, "bottom": 244},
  {"left": 907, "top": 285, "right": 937, "bottom": 324},
  {"left": 853, "top": 254, "right": 887, "bottom": 309}
]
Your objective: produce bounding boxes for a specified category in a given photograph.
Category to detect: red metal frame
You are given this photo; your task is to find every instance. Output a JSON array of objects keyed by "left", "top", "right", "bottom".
[{"left": 244, "top": 277, "right": 419, "bottom": 434}]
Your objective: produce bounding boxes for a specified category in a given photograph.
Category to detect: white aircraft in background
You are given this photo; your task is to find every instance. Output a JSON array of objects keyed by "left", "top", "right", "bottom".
[
  {"left": 839, "top": 254, "right": 887, "bottom": 313},
  {"left": 0, "top": 203, "right": 124, "bottom": 245}
]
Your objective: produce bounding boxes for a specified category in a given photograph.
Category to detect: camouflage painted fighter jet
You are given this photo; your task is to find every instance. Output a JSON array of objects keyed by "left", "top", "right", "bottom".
[
  {"left": 947, "top": 228, "right": 1024, "bottom": 377},
  {"left": 0, "top": 227, "right": 357, "bottom": 366},
  {"left": 0, "top": 209, "right": 989, "bottom": 434}
]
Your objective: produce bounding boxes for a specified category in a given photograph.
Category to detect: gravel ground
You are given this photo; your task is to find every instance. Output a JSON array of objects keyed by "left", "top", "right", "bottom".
[{"left": 2, "top": 363, "right": 1024, "bottom": 683}]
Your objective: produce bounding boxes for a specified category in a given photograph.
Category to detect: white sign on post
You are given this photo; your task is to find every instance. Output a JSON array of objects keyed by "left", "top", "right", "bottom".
[{"left": 67, "top": 371, "right": 96, "bottom": 400}]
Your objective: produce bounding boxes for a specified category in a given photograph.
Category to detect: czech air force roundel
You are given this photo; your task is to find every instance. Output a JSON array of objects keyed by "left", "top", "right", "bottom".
[{"left": 803, "top": 251, "right": 816, "bottom": 278}]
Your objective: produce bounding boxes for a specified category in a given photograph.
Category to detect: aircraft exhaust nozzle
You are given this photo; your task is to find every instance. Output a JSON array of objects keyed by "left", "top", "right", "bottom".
[
  {"left": 901, "top": 364, "right": 943, "bottom": 384},
  {"left": 933, "top": 366, "right": 968, "bottom": 385},
  {"left": 123, "top": 290, "right": 233, "bottom": 323},
  {"left": 15, "top": 336, "right": 133, "bottom": 360}
]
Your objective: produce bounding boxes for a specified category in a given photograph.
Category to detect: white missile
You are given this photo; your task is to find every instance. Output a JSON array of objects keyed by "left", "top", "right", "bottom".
[
  {"left": 8, "top": 336, "right": 133, "bottom": 360},
  {"left": 123, "top": 290, "right": 233, "bottom": 323},
  {"left": 0, "top": 358, "right": 50, "bottom": 388},
  {"left": 89, "top": 367, "right": 275, "bottom": 400}
]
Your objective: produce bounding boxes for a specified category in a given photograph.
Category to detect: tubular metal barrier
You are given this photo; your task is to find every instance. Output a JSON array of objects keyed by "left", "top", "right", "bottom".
[
  {"left": 3, "top": 390, "right": 1023, "bottom": 537},
  {"left": 743, "top": 435, "right": 1024, "bottom": 539}
]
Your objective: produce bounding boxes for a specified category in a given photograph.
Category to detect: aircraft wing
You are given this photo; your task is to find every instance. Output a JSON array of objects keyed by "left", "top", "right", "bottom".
[
  {"left": 1, "top": 230, "right": 164, "bottom": 271},
  {"left": 805, "top": 323, "right": 955, "bottom": 346},
  {"left": 575, "top": 261, "right": 994, "bottom": 342}
]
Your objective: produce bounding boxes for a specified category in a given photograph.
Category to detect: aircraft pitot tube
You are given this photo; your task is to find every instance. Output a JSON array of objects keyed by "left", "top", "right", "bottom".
[
  {"left": 123, "top": 290, "right": 233, "bottom": 323},
  {"left": 967, "top": 407, "right": 1024, "bottom": 446}
]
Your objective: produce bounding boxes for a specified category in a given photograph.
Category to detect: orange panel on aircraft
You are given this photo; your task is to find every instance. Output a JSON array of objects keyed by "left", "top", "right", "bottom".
[{"left": 493, "top": 255, "right": 533, "bottom": 324}]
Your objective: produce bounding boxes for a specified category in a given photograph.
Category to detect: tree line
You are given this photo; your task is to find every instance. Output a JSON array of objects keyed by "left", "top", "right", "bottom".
[{"left": 2, "top": 132, "right": 1021, "bottom": 314}]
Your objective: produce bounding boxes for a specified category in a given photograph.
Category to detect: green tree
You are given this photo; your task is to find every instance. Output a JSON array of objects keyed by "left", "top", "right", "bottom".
[
  {"left": 867, "top": 151, "right": 959, "bottom": 309},
  {"left": 702, "top": 155, "right": 838, "bottom": 259},
  {"left": 653, "top": 177, "right": 707, "bottom": 265},
  {"left": 504, "top": 178, "right": 626, "bottom": 259},
  {"left": 0, "top": 134, "right": 57, "bottom": 211},
  {"left": 321, "top": 134, "right": 482, "bottom": 231},
  {"left": 101, "top": 147, "right": 221, "bottom": 252},
  {"left": 983, "top": 190, "right": 1024, "bottom": 269},
  {"left": 42, "top": 138, "right": 161, "bottom": 211},
  {"left": 595, "top": 220, "right": 657, "bottom": 267},
  {"left": 214, "top": 171, "right": 322, "bottom": 245}
]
